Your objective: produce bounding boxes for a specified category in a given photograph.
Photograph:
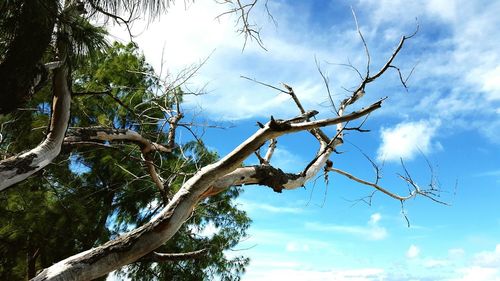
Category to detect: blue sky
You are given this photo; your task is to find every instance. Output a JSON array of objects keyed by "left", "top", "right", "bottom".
[{"left": 108, "top": 0, "right": 500, "bottom": 280}]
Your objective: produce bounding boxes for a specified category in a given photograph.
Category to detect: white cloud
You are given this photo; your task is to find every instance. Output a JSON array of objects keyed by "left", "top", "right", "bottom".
[
  {"left": 450, "top": 245, "right": 500, "bottom": 281},
  {"left": 369, "top": 213, "right": 382, "bottom": 224},
  {"left": 406, "top": 244, "right": 420, "bottom": 259},
  {"left": 244, "top": 268, "right": 386, "bottom": 281},
  {"left": 480, "top": 66, "right": 500, "bottom": 100},
  {"left": 425, "top": 0, "right": 457, "bottom": 22},
  {"left": 377, "top": 119, "right": 441, "bottom": 162},
  {"left": 472, "top": 244, "right": 500, "bottom": 267},
  {"left": 108, "top": 1, "right": 239, "bottom": 72},
  {"left": 306, "top": 213, "right": 388, "bottom": 241},
  {"left": 104, "top": 0, "right": 500, "bottom": 149},
  {"left": 452, "top": 266, "right": 499, "bottom": 281}
]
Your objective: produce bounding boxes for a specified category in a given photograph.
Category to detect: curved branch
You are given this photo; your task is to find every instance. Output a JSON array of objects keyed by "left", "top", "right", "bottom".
[
  {"left": 328, "top": 167, "right": 414, "bottom": 201},
  {"left": 328, "top": 167, "right": 448, "bottom": 205},
  {"left": 0, "top": 63, "right": 71, "bottom": 191}
]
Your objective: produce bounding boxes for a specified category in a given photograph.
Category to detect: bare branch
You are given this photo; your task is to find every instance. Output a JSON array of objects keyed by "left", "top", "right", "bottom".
[
  {"left": 216, "top": 0, "right": 266, "bottom": 50},
  {"left": 329, "top": 167, "right": 415, "bottom": 201},
  {"left": 263, "top": 138, "right": 277, "bottom": 164},
  {"left": 240, "top": 75, "right": 288, "bottom": 93},
  {"left": 351, "top": 7, "right": 371, "bottom": 79},
  {"left": 64, "top": 127, "right": 172, "bottom": 154},
  {"left": 315, "top": 57, "right": 338, "bottom": 114},
  {"left": 365, "top": 22, "right": 419, "bottom": 85},
  {"left": 139, "top": 248, "right": 208, "bottom": 262}
]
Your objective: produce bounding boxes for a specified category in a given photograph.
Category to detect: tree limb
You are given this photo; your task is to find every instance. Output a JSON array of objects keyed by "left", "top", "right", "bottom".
[
  {"left": 64, "top": 127, "right": 172, "bottom": 154},
  {"left": 64, "top": 127, "right": 173, "bottom": 199},
  {"left": 139, "top": 248, "right": 208, "bottom": 262}
]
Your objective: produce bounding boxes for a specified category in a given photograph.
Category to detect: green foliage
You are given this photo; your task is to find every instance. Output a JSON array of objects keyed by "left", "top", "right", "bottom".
[{"left": 0, "top": 42, "right": 250, "bottom": 280}]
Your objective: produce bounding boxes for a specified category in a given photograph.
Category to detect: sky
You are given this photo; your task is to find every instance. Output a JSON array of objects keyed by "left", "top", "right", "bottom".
[{"left": 107, "top": 0, "right": 500, "bottom": 280}]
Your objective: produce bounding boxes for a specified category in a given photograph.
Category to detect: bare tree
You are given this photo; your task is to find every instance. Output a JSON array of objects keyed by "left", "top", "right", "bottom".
[{"left": 0, "top": 1, "right": 445, "bottom": 280}]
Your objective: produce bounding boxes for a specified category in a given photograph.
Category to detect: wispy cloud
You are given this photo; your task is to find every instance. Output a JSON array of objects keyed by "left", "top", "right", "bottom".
[
  {"left": 285, "top": 241, "right": 310, "bottom": 253},
  {"left": 448, "top": 248, "right": 466, "bottom": 259},
  {"left": 422, "top": 258, "right": 449, "bottom": 268},
  {"left": 237, "top": 199, "right": 305, "bottom": 214},
  {"left": 306, "top": 213, "right": 388, "bottom": 241},
  {"left": 395, "top": 244, "right": 500, "bottom": 280},
  {"left": 475, "top": 169, "right": 500, "bottom": 178},
  {"left": 245, "top": 228, "right": 333, "bottom": 251},
  {"left": 269, "top": 146, "right": 307, "bottom": 173},
  {"left": 244, "top": 267, "right": 386, "bottom": 281}
]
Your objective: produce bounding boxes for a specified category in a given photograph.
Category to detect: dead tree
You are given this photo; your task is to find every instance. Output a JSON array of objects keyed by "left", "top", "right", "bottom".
[{"left": 0, "top": 2, "right": 445, "bottom": 280}]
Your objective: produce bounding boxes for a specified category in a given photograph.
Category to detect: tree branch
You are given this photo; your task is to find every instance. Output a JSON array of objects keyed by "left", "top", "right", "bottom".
[
  {"left": 64, "top": 127, "right": 173, "bottom": 199},
  {"left": 64, "top": 127, "right": 172, "bottom": 154},
  {"left": 139, "top": 248, "right": 208, "bottom": 262}
]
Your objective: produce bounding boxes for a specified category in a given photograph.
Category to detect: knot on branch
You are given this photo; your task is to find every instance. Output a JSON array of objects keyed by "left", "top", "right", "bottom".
[
  {"left": 268, "top": 116, "right": 291, "bottom": 131},
  {"left": 268, "top": 110, "right": 320, "bottom": 131},
  {"left": 324, "top": 160, "right": 333, "bottom": 171},
  {"left": 252, "top": 165, "right": 300, "bottom": 193}
]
